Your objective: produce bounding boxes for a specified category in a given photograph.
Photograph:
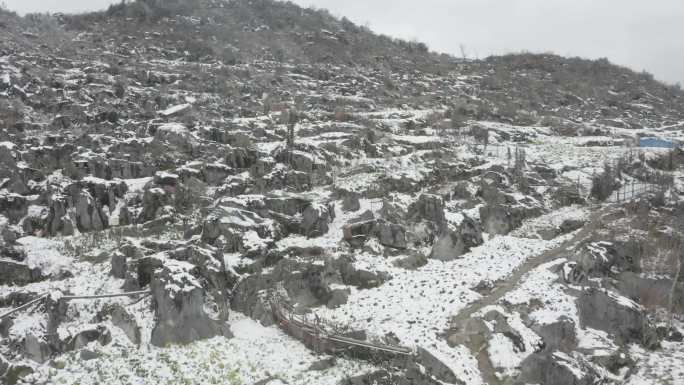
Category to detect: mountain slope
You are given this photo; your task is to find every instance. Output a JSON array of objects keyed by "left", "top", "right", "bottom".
[{"left": 0, "top": 1, "right": 683, "bottom": 385}]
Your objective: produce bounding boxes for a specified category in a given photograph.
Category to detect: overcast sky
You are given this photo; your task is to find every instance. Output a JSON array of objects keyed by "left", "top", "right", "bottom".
[{"left": 4, "top": 0, "right": 683, "bottom": 85}]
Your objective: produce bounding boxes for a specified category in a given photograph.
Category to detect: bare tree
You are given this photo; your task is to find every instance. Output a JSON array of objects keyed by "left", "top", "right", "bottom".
[
  {"left": 459, "top": 44, "right": 468, "bottom": 60},
  {"left": 669, "top": 252, "right": 682, "bottom": 327},
  {"left": 285, "top": 108, "right": 299, "bottom": 167}
]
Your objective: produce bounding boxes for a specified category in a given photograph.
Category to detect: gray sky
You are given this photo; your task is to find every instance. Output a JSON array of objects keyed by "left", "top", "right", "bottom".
[{"left": 4, "top": 0, "right": 683, "bottom": 85}]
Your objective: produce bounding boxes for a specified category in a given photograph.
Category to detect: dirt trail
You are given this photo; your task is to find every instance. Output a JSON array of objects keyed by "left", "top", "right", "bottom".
[{"left": 448, "top": 205, "right": 610, "bottom": 385}]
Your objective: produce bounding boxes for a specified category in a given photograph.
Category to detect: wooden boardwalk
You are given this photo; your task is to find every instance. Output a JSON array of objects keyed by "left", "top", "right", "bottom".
[{"left": 269, "top": 295, "right": 413, "bottom": 357}]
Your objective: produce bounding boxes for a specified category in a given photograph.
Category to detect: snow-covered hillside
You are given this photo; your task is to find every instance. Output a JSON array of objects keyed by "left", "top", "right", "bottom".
[{"left": 1, "top": 1, "right": 683, "bottom": 385}]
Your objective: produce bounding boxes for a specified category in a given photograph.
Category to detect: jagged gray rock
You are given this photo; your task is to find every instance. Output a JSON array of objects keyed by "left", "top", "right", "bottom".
[
  {"left": 150, "top": 260, "right": 232, "bottom": 346},
  {"left": 110, "top": 251, "right": 127, "bottom": 279},
  {"left": 65, "top": 325, "right": 112, "bottom": 351},
  {"left": 577, "top": 288, "right": 659, "bottom": 348},
  {"left": 0, "top": 260, "right": 42, "bottom": 285},
  {"left": 519, "top": 351, "right": 603, "bottom": 385},
  {"left": 96, "top": 303, "right": 141, "bottom": 345},
  {"left": 430, "top": 216, "right": 483, "bottom": 260}
]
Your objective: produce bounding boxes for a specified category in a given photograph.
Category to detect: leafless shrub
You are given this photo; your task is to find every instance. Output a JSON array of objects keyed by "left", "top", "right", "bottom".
[{"left": 591, "top": 162, "right": 620, "bottom": 201}]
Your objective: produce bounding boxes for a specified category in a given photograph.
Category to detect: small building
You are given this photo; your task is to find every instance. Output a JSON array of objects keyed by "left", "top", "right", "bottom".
[{"left": 639, "top": 137, "right": 674, "bottom": 149}]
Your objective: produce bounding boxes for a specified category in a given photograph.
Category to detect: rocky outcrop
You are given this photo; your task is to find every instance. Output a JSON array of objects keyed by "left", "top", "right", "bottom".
[
  {"left": 167, "top": 245, "right": 236, "bottom": 319},
  {"left": 416, "top": 347, "right": 465, "bottom": 385},
  {"left": 226, "top": 146, "right": 258, "bottom": 169},
  {"left": 139, "top": 172, "right": 179, "bottom": 222},
  {"left": 201, "top": 205, "right": 277, "bottom": 253},
  {"left": 519, "top": 351, "right": 604, "bottom": 385},
  {"left": 110, "top": 251, "right": 127, "bottom": 279},
  {"left": 230, "top": 274, "right": 277, "bottom": 326},
  {"left": 95, "top": 304, "right": 141, "bottom": 345},
  {"left": 479, "top": 203, "right": 543, "bottom": 235},
  {"left": 152, "top": 123, "right": 198, "bottom": 155},
  {"left": 574, "top": 240, "right": 641, "bottom": 277},
  {"left": 73, "top": 191, "right": 106, "bottom": 232},
  {"left": 24, "top": 333, "right": 52, "bottom": 363},
  {"left": 343, "top": 219, "right": 408, "bottom": 249},
  {"left": 44, "top": 195, "right": 75, "bottom": 236},
  {"left": 577, "top": 288, "right": 659, "bottom": 348},
  {"left": 262, "top": 196, "right": 335, "bottom": 237},
  {"left": 65, "top": 325, "right": 112, "bottom": 351},
  {"left": 533, "top": 317, "right": 578, "bottom": 352},
  {"left": 0, "top": 259, "right": 42, "bottom": 285},
  {"left": 202, "top": 163, "right": 233, "bottom": 185},
  {"left": 301, "top": 203, "right": 335, "bottom": 237},
  {"left": 0, "top": 193, "right": 28, "bottom": 224},
  {"left": 341, "top": 191, "right": 361, "bottom": 212},
  {"left": 376, "top": 220, "right": 408, "bottom": 249},
  {"left": 409, "top": 193, "right": 445, "bottom": 223},
  {"left": 41, "top": 178, "right": 130, "bottom": 236},
  {"left": 0, "top": 354, "right": 8, "bottom": 378},
  {"left": 150, "top": 259, "right": 232, "bottom": 346},
  {"left": 430, "top": 216, "right": 483, "bottom": 260}
]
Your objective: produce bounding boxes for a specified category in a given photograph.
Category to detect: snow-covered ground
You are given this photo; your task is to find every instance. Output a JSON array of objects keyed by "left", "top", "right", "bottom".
[
  {"left": 312, "top": 230, "right": 572, "bottom": 384},
  {"left": 30, "top": 313, "right": 374, "bottom": 385},
  {"left": 627, "top": 340, "right": 684, "bottom": 385}
]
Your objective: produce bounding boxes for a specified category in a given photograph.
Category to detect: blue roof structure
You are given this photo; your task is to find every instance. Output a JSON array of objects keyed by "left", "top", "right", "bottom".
[{"left": 639, "top": 137, "right": 674, "bottom": 149}]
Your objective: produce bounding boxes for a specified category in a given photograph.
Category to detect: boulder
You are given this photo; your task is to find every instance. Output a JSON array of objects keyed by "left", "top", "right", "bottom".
[
  {"left": 416, "top": 347, "right": 465, "bottom": 385},
  {"left": 447, "top": 317, "right": 489, "bottom": 350},
  {"left": 201, "top": 205, "right": 276, "bottom": 252},
  {"left": 614, "top": 272, "right": 681, "bottom": 314},
  {"left": 79, "top": 349, "right": 102, "bottom": 361},
  {"left": 168, "top": 246, "right": 236, "bottom": 319},
  {"left": 575, "top": 241, "right": 641, "bottom": 277},
  {"left": 24, "top": 333, "right": 52, "bottom": 363},
  {"left": 393, "top": 253, "right": 428, "bottom": 270},
  {"left": 430, "top": 216, "right": 483, "bottom": 260},
  {"left": 0, "top": 193, "right": 28, "bottom": 223},
  {"left": 153, "top": 123, "right": 198, "bottom": 154},
  {"left": 343, "top": 219, "right": 407, "bottom": 249},
  {"left": 559, "top": 218, "right": 585, "bottom": 235},
  {"left": 150, "top": 260, "right": 232, "bottom": 346},
  {"left": 230, "top": 274, "right": 278, "bottom": 326},
  {"left": 95, "top": 303, "right": 141, "bottom": 345},
  {"left": 409, "top": 193, "right": 445, "bottom": 223},
  {"left": 308, "top": 357, "right": 336, "bottom": 371},
  {"left": 140, "top": 186, "right": 172, "bottom": 222},
  {"left": 341, "top": 191, "right": 361, "bottom": 212},
  {"left": 340, "top": 267, "right": 386, "bottom": 290},
  {"left": 0, "top": 354, "right": 7, "bottom": 377},
  {"left": 327, "top": 289, "right": 350, "bottom": 309},
  {"left": 45, "top": 195, "right": 75, "bottom": 236},
  {"left": 375, "top": 220, "right": 407, "bottom": 249},
  {"left": 110, "top": 251, "right": 127, "bottom": 279},
  {"left": 519, "top": 351, "right": 604, "bottom": 385},
  {"left": 73, "top": 191, "right": 106, "bottom": 233},
  {"left": 301, "top": 203, "right": 334, "bottom": 237},
  {"left": 533, "top": 317, "right": 578, "bottom": 352},
  {"left": 479, "top": 203, "right": 542, "bottom": 235},
  {"left": 226, "top": 146, "right": 258, "bottom": 169},
  {"left": 202, "top": 163, "right": 233, "bottom": 185},
  {"left": 3, "top": 364, "right": 34, "bottom": 385},
  {"left": 262, "top": 196, "right": 334, "bottom": 237},
  {"left": 577, "top": 288, "right": 659, "bottom": 348},
  {"left": 66, "top": 325, "right": 112, "bottom": 351},
  {"left": 0, "top": 260, "right": 42, "bottom": 285}
]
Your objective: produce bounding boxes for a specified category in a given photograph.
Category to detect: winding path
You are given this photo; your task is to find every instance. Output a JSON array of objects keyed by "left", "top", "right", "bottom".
[{"left": 447, "top": 205, "right": 609, "bottom": 385}]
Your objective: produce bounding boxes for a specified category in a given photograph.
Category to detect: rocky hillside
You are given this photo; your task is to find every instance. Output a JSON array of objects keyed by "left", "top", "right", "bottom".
[{"left": 1, "top": 1, "right": 683, "bottom": 384}]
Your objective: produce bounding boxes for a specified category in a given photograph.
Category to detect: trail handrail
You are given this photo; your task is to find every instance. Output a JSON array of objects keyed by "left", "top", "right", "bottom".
[
  {"left": 0, "top": 293, "right": 49, "bottom": 320},
  {"left": 270, "top": 295, "right": 414, "bottom": 356},
  {"left": 0, "top": 290, "right": 152, "bottom": 320}
]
